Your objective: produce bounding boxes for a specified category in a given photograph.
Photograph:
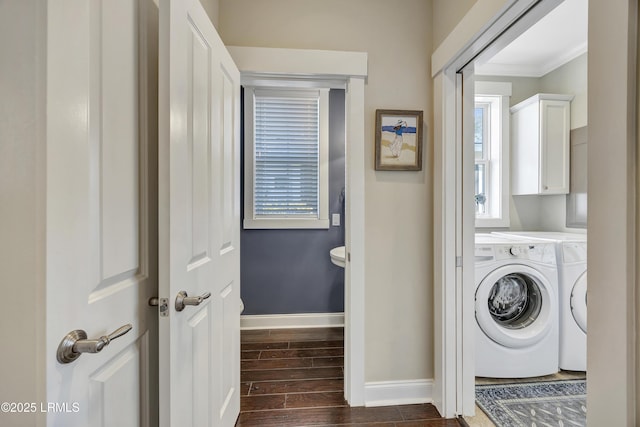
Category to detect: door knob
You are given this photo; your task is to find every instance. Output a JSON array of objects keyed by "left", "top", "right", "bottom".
[
  {"left": 56, "top": 324, "right": 133, "bottom": 364},
  {"left": 175, "top": 290, "right": 211, "bottom": 311}
]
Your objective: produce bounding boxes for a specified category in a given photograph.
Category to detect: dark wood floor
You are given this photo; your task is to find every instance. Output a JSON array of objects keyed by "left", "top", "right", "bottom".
[{"left": 236, "top": 327, "right": 461, "bottom": 427}]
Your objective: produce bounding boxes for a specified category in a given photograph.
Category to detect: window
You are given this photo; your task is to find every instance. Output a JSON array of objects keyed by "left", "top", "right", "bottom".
[
  {"left": 244, "top": 87, "right": 330, "bottom": 229},
  {"left": 474, "top": 82, "right": 511, "bottom": 228}
]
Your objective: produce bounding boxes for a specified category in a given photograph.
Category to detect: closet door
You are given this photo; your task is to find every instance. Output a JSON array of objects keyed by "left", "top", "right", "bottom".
[{"left": 45, "top": 0, "right": 154, "bottom": 426}]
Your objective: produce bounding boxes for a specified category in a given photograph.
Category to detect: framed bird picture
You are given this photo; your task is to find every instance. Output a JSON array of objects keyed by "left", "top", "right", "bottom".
[{"left": 374, "top": 109, "right": 424, "bottom": 171}]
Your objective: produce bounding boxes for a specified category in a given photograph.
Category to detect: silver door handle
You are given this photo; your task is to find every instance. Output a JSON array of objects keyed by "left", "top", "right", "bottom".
[
  {"left": 56, "top": 324, "right": 133, "bottom": 364},
  {"left": 175, "top": 290, "right": 211, "bottom": 311}
]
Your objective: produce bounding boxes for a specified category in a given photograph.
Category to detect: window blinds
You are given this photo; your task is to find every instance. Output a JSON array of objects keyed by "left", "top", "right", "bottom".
[{"left": 253, "top": 91, "right": 320, "bottom": 218}]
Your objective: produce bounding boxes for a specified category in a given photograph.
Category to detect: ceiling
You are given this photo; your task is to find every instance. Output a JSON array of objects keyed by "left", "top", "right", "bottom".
[{"left": 475, "top": 0, "right": 588, "bottom": 77}]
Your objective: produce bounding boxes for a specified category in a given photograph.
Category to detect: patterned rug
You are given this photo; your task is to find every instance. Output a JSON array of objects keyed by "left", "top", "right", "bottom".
[{"left": 475, "top": 380, "right": 586, "bottom": 427}]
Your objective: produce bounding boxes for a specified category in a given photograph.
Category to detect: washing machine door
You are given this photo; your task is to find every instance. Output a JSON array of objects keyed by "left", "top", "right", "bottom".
[
  {"left": 570, "top": 272, "right": 587, "bottom": 333},
  {"left": 476, "top": 264, "right": 556, "bottom": 348}
]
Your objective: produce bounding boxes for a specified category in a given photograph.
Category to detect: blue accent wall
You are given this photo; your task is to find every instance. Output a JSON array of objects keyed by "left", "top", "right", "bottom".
[{"left": 240, "top": 89, "right": 346, "bottom": 315}]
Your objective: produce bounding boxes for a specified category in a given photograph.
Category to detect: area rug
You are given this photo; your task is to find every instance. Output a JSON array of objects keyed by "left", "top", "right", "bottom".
[{"left": 475, "top": 380, "right": 586, "bottom": 427}]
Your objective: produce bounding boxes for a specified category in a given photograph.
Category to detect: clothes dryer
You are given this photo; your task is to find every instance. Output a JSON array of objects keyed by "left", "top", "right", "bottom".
[
  {"left": 492, "top": 231, "right": 587, "bottom": 371},
  {"left": 474, "top": 234, "right": 559, "bottom": 377}
]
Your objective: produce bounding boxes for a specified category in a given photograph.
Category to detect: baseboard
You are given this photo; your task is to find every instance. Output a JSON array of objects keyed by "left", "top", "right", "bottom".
[
  {"left": 240, "top": 313, "right": 345, "bottom": 330},
  {"left": 364, "top": 379, "right": 434, "bottom": 407}
]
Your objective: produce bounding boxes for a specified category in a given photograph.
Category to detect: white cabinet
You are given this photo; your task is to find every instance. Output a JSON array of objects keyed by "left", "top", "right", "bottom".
[{"left": 511, "top": 94, "right": 573, "bottom": 195}]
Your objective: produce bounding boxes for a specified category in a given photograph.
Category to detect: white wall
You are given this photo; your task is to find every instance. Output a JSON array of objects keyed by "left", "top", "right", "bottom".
[
  {"left": 219, "top": 0, "right": 434, "bottom": 383},
  {"left": 432, "top": 0, "right": 478, "bottom": 50},
  {"left": 0, "top": 1, "right": 45, "bottom": 425}
]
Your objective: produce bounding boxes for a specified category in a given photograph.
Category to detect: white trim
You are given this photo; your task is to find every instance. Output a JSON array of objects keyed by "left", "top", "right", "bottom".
[
  {"left": 475, "top": 42, "right": 588, "bottom": 77},
  {"left": 344, "top": 76, "right": 366, "bottom": 407},
  {"left": 318, "top": 87, "right": 330, "bottom": 227},
  {"left": 431, "top": 71, "right": 459, "bottom": 417},
  {"left": 243, "top": 219, "right": 330, "bottom": 230},
  {"left": 228, "top": 46, "right": 368, "bottom": 78},
  {"left": 474, "top": 85, "right": 511, "bottom": 228},
  {"left": 460, "top": 68, "right": 477, "bottom": 418},
  {"left": 241, "top": 313, "right": 345, "bottom": 330},
  {"left": 228, "top": 46, "right": 367, "bottom": 406},
  {"left": 364, "top": 380, "right": 433, "bottom": 407},
  {"left": 510, "top": 93, "right": 575, "bottom": 112},
  {"left": 241, "top": 74, "right": 347, "bottom": 90},
  {"left": 243, "top": 87, "right": 329, "bottom": 230}
]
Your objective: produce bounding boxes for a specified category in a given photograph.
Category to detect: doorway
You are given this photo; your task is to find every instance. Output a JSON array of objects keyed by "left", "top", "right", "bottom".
[
  {"left": 465, "top": 1, "right": 588, "bottom": 424},
  {"left": 434, "top": 0, "right": 638, "bottom": 424},
  {"left": 227, "top": 46, "right": 368, "bottom": 406},
  {"left": 430, "top": 0, "right": 593, "bottom": 419}
]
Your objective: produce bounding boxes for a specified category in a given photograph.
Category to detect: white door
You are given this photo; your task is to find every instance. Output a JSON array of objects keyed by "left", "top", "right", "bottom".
[
  {"left": 45, "top": 0, "right": 156, "bottom": 426},
  {"left": 158, "top": 0, "right": 241, "bottom": 426}
]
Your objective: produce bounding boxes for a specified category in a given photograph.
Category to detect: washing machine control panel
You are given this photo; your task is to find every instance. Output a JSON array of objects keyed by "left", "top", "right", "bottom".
[
  {"left": 494, "top": 243, "right": 556, "bottom": 264},
  {"left": 509, "top": 246, "right": 522, "bottom": 256}
]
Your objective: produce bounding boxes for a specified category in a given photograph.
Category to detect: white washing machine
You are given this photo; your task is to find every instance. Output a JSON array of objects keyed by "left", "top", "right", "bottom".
[
  {"left": 474, "top": 234, "right": 559, "bottom": 378},
  {"left": 492, "top": 231, "right": 587, "bottom": 371}
]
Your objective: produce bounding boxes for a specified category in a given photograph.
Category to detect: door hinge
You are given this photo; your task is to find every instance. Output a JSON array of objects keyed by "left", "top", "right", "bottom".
[
  {"left": 149, "top": 297, "right": 169, "bottom": 317},
  {"left": 456, "top": 256, "right": 463, "bottom": 267}
]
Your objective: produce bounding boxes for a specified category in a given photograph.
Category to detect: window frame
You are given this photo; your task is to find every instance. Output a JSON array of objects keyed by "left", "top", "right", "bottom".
[
  {"left": 474, "top": 81, "right": 511, "bottom": 228},
  {"left": 243, "top": 85, "right": 330, "bottom": 229},
  {"left": 474, "top": 102, "right": 491, "bottom": 216}
]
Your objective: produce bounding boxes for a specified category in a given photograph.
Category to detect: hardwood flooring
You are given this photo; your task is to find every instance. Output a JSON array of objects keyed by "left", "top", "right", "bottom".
[{"left": 236, "top": 327, "right": 461, "bottom": 427}]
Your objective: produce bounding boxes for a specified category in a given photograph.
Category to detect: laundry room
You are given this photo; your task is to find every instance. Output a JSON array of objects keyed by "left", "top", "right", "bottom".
[{"left": 468, "top": 0, "right": 588, "bottom": 425}]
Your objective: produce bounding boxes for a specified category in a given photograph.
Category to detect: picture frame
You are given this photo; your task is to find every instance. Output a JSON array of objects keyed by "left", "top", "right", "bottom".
[{"left": 375, "top": 109, "right": 424, "bottom": 171}]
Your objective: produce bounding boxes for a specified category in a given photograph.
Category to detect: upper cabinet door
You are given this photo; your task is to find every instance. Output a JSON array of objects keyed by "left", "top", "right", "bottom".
[
  {"left": 511, "top": 94, "right": 573, "bottom": 195},
  {"left": 158, "top": 0, "right": 242, "bottom": 426},
  {"left": 539, "top": 99, "right": 572, "bottom": 194}
]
